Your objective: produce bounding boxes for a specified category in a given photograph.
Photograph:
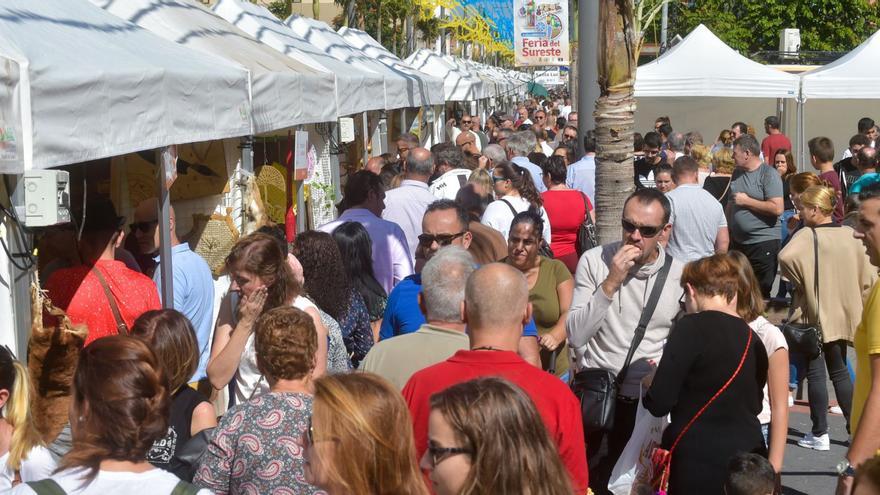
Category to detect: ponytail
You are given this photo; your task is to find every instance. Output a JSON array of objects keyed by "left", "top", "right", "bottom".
[
  {"left": 512, "top": 164, "right": 544, "bottom": 210},
  {"left": 3, "top": 359, "right": 43, "bottom": 471}
]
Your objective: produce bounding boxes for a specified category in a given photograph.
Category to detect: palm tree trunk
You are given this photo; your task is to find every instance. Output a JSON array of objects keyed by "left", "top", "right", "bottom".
[
  {"left": 376, "top": 1, "right": 383, "bottom": 45},
  {"left": 594, "top": 0, "right": 637, "bottom": 244}
]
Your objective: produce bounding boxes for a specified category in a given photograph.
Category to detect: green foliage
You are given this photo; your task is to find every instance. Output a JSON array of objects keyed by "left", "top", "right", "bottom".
[
  {"left": 671, "top": 0, "right": 880, "bottom": 53},
  {"left": 265, "top": 0, "right": 292, "bottom": 20}
]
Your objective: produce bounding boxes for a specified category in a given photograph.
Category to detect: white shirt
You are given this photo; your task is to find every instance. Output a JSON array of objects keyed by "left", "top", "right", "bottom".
[
  {"left": 0, "top": 447, "right": 56, "bottom": 490},
  {"left": 481, "top": 194, "right": 551, "bottom": 243},
  {"left": 383, "top": 180, "right": 435, "bottom": 263},
  {"left": 319, "top": 208, "right": 414, "bottom": 294},
  {"left": 748, "top": 316, "right": 788, "bottom": 425},
  {"left": 429, "top": 169, "right": 472, "bottom": 201},
  {"left": 540, "top": 141, "right": 554, "bottom": 157},
  {"left": 7, "top": 467, "right": 212, "bottom": 495}
]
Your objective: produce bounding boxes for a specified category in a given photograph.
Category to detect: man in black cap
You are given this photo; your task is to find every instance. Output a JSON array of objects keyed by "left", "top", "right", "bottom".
[{"left": 44, "top": 197, "right": 160, "bottom": 345}]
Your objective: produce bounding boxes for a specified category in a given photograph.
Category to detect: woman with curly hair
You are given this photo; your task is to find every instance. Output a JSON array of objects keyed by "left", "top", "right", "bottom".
[
  {"left": 332, "top": 222, "right": 388, "bottom": 340},
  {"left": 293, "top": 231, "right": 374, "bottom": 367},
  {"left": 422, "top": 377, "right": 571, "bottom": 495},
  {"left": 481, "top": 161, "right": 551, "bottom": 243}
]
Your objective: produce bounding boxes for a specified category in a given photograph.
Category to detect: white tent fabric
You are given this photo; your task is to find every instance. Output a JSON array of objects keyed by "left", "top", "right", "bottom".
[
  {"left": 337, "top": 27, "right": 445, "bottom": 107},
  {"left": 801, "top": 29, "right": 880, "bottom": 99},
  {"left": 0, "top": 0, "right": 251, "bottom": 173},
  {"left": 213, "top": 0, "right": 385, "bottom": 117},
  {"left": 286, "top": 17, "right": 442, "bottom": 109},
  {"left": 91, "top": 0, "right": 337, "bottom": 132},
  {"left": 635, "top": 24, "right": 799, "bottom": 99},
  {"left": 405, "top": 49, "right": 490, "bottom": 101}
]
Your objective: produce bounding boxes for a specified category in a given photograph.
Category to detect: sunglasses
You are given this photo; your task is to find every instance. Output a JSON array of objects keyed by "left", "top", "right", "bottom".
[
  {"left": 426, "top": 445, "right": 472, "bottom": 467},
  {"left": 418, "top": 232, "right": 466, "bottom": 247},
  {"left": 563, "top": 134, "right": 577, "bottom": 140},
  {"left": 492, "top": 175, "right": 508, "bottom": 183},
  {"left": 679, "top": 292, "right": 687, "bottom": 312},
  {"left": 461, "top": 120, "right": 472, "bottom": 124},
  {"left": 129, "top": 221, "right": 158, "bottom": 233},
  {"left": 621, "top": 219, "right": 665, "bottom": 238},
  {"left": 306, "top": 416, "right": 338, "bottom": 447}
]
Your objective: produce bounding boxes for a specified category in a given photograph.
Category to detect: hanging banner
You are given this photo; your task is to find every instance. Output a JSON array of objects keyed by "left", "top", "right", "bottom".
[{"left": 513, "top": 0, "right": 570, "bottom": 67}]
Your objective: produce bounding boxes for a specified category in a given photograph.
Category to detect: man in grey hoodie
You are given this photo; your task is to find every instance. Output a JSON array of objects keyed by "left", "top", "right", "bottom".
[{"left": 566, "top": 188, "right": 685, "bottom": 495}]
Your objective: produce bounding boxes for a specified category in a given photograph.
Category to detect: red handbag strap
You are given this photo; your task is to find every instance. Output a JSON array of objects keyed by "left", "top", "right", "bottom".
[{"left": 668, "top": 328, "right": 753, "bottom": 454}]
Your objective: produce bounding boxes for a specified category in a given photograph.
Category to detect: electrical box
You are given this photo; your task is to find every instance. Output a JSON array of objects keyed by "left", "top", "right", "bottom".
[
  {"left": 779, "top": 28, "right": 801, "bottom": 57},
  {"left": 11, "top": 170, "right": 70, "bottom": 227},
  {"left": 338, "top": 117, "right": 355, "bottom": 143}
]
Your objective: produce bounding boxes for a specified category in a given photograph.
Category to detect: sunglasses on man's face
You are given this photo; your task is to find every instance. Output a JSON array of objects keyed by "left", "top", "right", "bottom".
[
  {"left": 563, "top": 133, "right": 577, "bottom": 140},
  {"left": 461, "top": 120, "right": 472, "bottom": 124},
  {"left": 418, "top": 232, "right": 466, "bottom": 247},
  {"left": 621, "top": 219, "right": 664, "bottom": 238},
  {"left": 129, "top": 221, "right": 158, "bottom": 233}
]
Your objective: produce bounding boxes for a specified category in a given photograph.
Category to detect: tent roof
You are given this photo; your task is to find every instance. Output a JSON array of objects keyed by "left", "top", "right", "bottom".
[
  {"left": 635, "top": 24, "right": 799, "bottom": 99},
  {"left": 801, "top": 29, "right": 880, "bottom": 99},
  {"left": 285, "top": 18, "right": 442, "bottom": 109},
  {"left": 0, "top": 0, "right": 251, "bottom": 173},
  {"left": 336, "top": 27, "right": 445, "bottom": 106},
  {"left": 91, "top": 0, "right": 337, "bottom": 132},
  {"left": 404, "top": 49, "right": 489, "bottom": 101},
  {"left": 212, "top": 0, "right": 385, "bottom": 116}
]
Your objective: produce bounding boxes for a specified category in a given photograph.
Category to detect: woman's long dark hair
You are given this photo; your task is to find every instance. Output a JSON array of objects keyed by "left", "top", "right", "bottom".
[
  {"left": 332, "top": 222, "right": 387, "bottom": 319},
  {"left": 494, "top": 161, "right": 543, "bottom": 210},
  {"left": 292, "top": 231, "right": 352, "bottom": 321}
]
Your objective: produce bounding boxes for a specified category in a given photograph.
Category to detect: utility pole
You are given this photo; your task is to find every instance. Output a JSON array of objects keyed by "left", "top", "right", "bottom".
[
  {"left": 576, "top": 0, "right": 599, "bottom": 137},
  {"left": 660, "top": 1, "right": 668, "bottom": 52}
]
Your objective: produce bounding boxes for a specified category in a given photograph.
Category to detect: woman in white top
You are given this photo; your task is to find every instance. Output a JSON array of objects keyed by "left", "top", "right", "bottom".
[
  {"left": 482, "top": 161, "right": 551, "bottom": 243},
  {"left": 208, "top": 233, "right": 328, "bottom": 405},
  {"left": 730, "top": 251, "right": 789, "bottom": 474},
  {"left": 0, "top": 347, "right": 55, "bottom": 489},
  {"left": 9, "top": 336, "right": 210, "bottom": 494}
]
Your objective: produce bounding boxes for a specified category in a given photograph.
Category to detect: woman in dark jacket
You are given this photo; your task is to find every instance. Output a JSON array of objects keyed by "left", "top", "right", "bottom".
[{"left": 644, "top": 254, "right": 768, "bottom": 494}]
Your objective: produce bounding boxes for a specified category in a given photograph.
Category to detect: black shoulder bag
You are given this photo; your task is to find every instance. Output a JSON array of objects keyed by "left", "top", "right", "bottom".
[
  {"left": 570, "top": 254, "right": 673, "bottom": 432},
  {"left": 781, "top": 228, "right": 823, "bottom": 360},
  {"left": 575, "top": 193, "right": 598, "bottom": 256}
]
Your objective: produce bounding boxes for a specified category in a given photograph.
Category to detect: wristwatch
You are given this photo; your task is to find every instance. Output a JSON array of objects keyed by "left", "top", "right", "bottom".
[{"left": 837, "top": 459, "right": 855, "bottom": 477}]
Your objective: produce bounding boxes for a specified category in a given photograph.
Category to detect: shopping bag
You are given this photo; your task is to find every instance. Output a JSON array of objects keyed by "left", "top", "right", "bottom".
[{"left": 608, "top": 398, "right": 668, "bottom": 495}]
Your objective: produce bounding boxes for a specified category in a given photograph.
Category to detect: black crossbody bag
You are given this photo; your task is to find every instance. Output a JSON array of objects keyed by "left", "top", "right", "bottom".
[
  {"left": 570, "top": 254, "right": 673, "bottom": 432},
  {"left": 781, "top": 227, "right": 823, "bottom": 360}
]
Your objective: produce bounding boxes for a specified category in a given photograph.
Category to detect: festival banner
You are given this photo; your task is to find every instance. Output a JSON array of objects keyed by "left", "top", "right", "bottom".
[{"left": 513, "top": 0, "right": 569, "bottom": 67}]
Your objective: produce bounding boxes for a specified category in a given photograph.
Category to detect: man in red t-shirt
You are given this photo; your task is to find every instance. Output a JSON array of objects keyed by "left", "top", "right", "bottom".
[
  {"left": 45, "top": 198, "right": 161, "bottom": 345},
  {"left": 761, "top": 115, "right": 792, "bottom": 161},
  {"left": 402, "top": 263, "right": 589, "bottom": 493}
]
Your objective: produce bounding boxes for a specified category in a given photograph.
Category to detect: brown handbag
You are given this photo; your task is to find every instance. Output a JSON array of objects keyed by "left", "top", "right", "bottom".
[{"left": 90, "top": 265, "right": 129, "bottom": 335}]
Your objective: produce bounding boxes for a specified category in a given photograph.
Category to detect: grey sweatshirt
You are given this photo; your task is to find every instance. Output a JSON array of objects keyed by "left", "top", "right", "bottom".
[{"left": 566, "top": 241, "right": 685, "bottom": 398}]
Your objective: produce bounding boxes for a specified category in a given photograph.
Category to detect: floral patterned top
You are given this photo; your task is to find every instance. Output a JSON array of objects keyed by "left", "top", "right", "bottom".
[
  {"left": 338, "top": 289, "right": 375, "bottom": 368},
  {"left": 194, "top": 392, "right": 324, "bottom": 495}
]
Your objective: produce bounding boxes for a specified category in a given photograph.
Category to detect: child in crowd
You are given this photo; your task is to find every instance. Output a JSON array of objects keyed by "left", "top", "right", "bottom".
[{"left": 723, "top": 453, "right": 775, "bottom": 495}]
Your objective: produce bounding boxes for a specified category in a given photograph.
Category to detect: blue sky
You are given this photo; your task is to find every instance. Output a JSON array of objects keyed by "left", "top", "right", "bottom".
[{"left": 458, "top": 0, "right": 514, "bottom": 45}]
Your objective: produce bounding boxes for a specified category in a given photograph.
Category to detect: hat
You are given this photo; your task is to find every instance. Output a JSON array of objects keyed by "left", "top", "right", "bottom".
[{"left": 75, "top": 197, "right": 125, "bottom": 233}]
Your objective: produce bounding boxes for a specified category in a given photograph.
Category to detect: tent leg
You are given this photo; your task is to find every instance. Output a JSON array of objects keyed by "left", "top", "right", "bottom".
[
  {"left": 362, "top": 112, "right": 369, "bottom": 166},
  {"left": 156, "top": 148, "right": 174, "bottom": 309},
  {"left": 240, "top": 136, "right": 254, "bottom": 174},
  {"left": 401, "top": 108, "right": 407, "bottom": 136}
]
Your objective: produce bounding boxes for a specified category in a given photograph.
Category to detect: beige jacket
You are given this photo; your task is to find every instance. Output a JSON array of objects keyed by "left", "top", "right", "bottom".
[{"left": 779, "top": 224, "right": 877, "bottom": 343}]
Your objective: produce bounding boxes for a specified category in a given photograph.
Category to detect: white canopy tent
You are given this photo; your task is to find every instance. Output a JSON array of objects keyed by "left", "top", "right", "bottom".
[
  {"left": 405, "top": 49, "right": 491, "bottom": 102},
  {"left": 212, "top": 0, "right": 385, "bottom": 117},
  {"left": 286, "top": 16, "right": 443, "bottom": 109},
  {"left": 0, "top": 0, "right": 252, "bottom": 174},
  {"left": 91, "top": 0, "right": 337, "bottom": 132},
  {"left": 337, "top": 27, "right": 445, "bottom": 107},
  {"left": 633, "top": 24, "right": 800, "bottom": 156}
]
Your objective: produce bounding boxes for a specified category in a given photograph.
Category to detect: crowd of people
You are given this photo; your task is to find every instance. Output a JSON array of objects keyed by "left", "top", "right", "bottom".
[{"left": 4, "top": 94, "right": 880, "bottom": 495}]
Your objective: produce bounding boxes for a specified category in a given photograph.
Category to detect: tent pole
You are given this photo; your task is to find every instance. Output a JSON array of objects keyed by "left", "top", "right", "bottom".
[
  {"left": 362, "top": 112, "right": 370, "bottom": 165},
  {"left": 156, "top": 148, "right": 174, "bottom": 309},
  {"left": 240, "top": 136, "right": 254, "bottom": 173},
  {"left": 296, "top": 126, "right": 307, "bottom": 233},
  {"left": 401, "top": 108, "right": 407, "bottom": 136}
]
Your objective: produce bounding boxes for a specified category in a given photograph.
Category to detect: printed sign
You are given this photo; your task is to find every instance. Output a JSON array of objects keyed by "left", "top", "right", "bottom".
[
  {"left": 534, "top": 69, "right": 564, "bottom": 86},
  {"left": 514, "top": 0, "right": 569, "bottom": 67}
]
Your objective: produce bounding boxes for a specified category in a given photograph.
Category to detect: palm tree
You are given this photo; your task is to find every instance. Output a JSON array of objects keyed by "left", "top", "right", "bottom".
[{"left": 593, "top": 0, "right": 667, "bottom": 243}]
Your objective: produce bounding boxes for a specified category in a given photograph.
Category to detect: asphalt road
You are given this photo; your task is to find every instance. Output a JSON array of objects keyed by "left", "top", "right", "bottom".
[{"left": 781, "top": 397, "right": 848, "bottom": 494}]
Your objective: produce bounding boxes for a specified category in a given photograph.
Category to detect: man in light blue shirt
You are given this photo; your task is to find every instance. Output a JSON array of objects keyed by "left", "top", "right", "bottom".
[
  {"left": 505, "top": 131, "right": 547, "bottom": 192},
  {"left": 567, "top": 130, "right": 596, "bottom": 202},
  {"left": 382, "top": 148, "right": 436, "bottom": 263},
  {"left": 134, "top": 198, "right": 215, "bottom": 385}
]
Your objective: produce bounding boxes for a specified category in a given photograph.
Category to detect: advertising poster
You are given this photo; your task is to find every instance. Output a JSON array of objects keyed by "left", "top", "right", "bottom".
[{"left": 513, "top": 0, "right": 569, "bottom": 67}]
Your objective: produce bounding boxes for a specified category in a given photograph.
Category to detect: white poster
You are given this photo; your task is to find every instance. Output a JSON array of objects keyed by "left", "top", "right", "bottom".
[{"left": 514, "top": 0, "right": 570, "bottom": 67}]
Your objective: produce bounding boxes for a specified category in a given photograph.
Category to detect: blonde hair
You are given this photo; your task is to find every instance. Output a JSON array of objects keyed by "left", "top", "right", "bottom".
[
  {"left": 800, "top": 185, "right": 838, "bottom": 216},
  {"left": 1, "top": 354, "right": 44, "bottom": 471},
  {"left": 312, "top": 373, "right": 428, "bottom": 495},
  {"left": 789, "top": 172, "right": 824, "bottom": 195},
  {"left": 468, "top": 168, "right": 493, "bottom": 197},
  {"left": 712, "top": 147, "right": 735, "bottom": 175},
  {"left": 690, "top": 144, "right": 711, "bottom": 169}
]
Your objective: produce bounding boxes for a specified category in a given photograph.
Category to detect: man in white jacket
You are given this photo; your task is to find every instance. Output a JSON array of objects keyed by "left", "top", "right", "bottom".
[{"left": 566, "top": 188, "right": 685, "bottom": 495}]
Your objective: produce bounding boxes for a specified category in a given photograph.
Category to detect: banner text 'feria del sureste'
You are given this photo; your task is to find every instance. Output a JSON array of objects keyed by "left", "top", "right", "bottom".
[{"left": 513, "top": 0, "right": 569, "bottom": 67}]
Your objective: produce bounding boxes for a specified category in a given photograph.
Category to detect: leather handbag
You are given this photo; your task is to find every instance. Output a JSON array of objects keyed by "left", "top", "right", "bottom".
[
  {"left": 781, "top": 228, "right": 822, "bottom": 360},
  {"left": 570, "top": 254, "right": 673, "bottom": 432},
  {"left": 575, "top": 193, "right": 598, "bottom": 256}
]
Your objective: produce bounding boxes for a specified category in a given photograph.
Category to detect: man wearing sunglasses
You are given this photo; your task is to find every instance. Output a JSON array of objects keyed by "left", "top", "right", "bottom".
[
  {"left": 566, "top": 188, "right": 685, "bottom": 495},
  {"left": 446, "top": 114, "right": 481, "bottom": 152}
]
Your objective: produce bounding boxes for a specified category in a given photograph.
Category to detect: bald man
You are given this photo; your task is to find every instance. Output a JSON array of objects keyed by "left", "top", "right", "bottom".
[
  {"left": 402, "top": 263, "right": 589, "bottom": 494},
  {"left": 364, "top": 155, "right": 384, "bottom": 175},
  {"left": 133, "top": 198, "right": 215, "bottom": 388}
]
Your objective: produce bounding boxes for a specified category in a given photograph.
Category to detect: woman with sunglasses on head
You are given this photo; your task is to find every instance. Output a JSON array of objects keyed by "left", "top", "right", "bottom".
[
  {"left": 9, "top": 336, "right": 209, "bottom": 494},
  {"left": 481, "top": 161, "right": 551, "bottom": 243},
  {"left": 0, "top": 347, "right": 55, "bottom": 489},
  {"left": 195, "top": 307, "right": 322, "bottom": 495},
  {"left": 421, "top": 377, "right": 571, "bottom": 495},
  {"left": 208, "top": 232, "right": 328, "bottom": 405},
  {"left": 505, "top": 211, "right": 573, "bottom": 378},
  {"left": 305, "top": 373, "right": 427, "bottom": 495},
  {"left": 644, "top": 254, "right": 768, "bottom": 494},
  {"left": 778, "top": 185, "right": 877, "bottom": 451}
]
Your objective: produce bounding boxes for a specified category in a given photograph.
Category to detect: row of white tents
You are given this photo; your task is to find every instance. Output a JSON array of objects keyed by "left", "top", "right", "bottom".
[{"left": 634, "top": 24, "right": 880, "bottom": 167}]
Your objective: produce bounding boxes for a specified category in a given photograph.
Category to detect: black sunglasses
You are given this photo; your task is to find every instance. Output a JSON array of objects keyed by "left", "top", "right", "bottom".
[
  {"left": 621, "top": 219, "right": 664, "bottom": 238},
  {"left": 679, "top": 292, "right": 687, "bottom": 312},
  {"left": 129, "top": 220, "right": 158, "bottom": 233},
  {"left": 426, "top": 445, "right": 472, "bottom": 467},
  {"left": 418, "top": 232, "right": 466, "bottom": 247}
]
